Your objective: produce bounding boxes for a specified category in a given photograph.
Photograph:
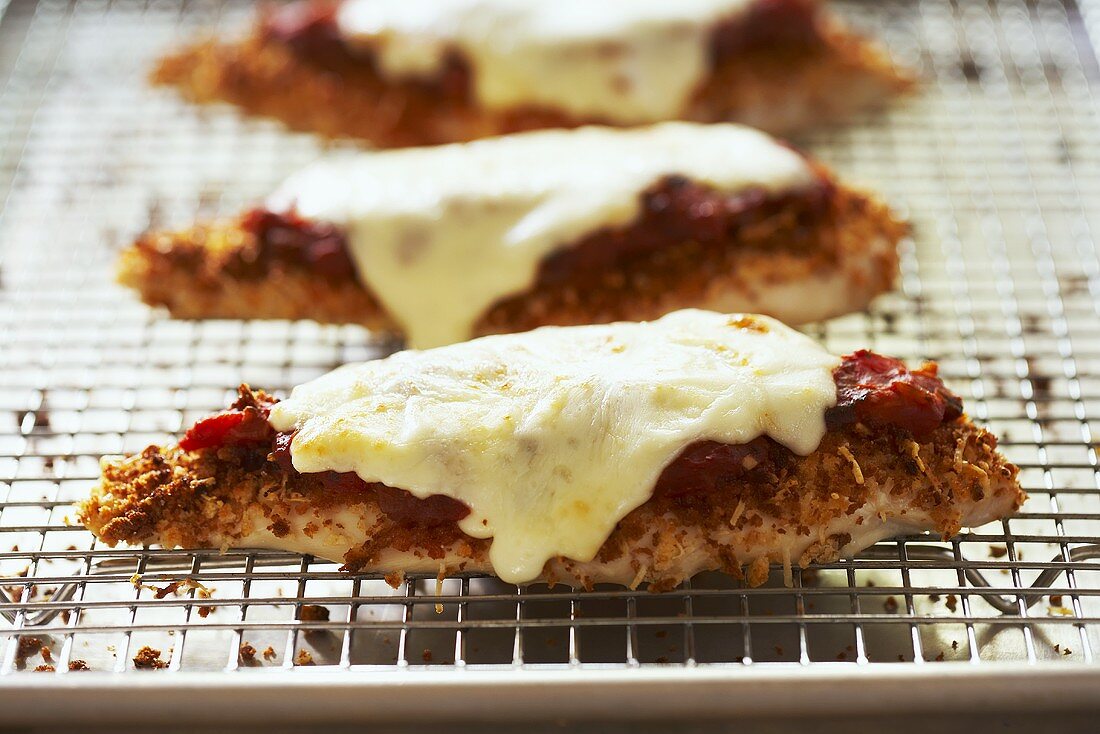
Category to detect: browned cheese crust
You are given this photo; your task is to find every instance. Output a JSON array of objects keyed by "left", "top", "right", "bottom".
[
  {"left": 117, "top": 184, "right": 904, "bottom": 338},
  {"left": 81, "top": 412, "right": 1021, "bottom": 592},
  {"left": 151, "top": 11, "right": 913, "bottom": 146}
]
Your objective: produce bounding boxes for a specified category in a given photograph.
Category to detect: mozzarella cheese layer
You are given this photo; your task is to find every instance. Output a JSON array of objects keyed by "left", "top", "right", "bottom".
[
  {"left": 336, "top": 0, "right": 756, "bottom": 124},
  {"left": 267, "top": 123, "right": 816, "bottom": 348},
  {"left": 267, "top": 310, "right": 841, "bottom": 584}
]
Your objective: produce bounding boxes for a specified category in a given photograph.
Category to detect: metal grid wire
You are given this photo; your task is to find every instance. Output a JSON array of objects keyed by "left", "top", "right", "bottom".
[{"left": 1, "top": 0, "right": 1100, "bottom": 678}]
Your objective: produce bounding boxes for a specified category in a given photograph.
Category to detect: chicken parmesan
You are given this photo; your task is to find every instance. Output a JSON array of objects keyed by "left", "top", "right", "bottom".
[
  {"left": 152, "top": 0, "right": 913, "bottom": 146},
  {"left": 80, "top": 311, "right": 1024, "bottom": 591},
  {"left": 119, "top": 123, "right": 904, "bottom": 348}
]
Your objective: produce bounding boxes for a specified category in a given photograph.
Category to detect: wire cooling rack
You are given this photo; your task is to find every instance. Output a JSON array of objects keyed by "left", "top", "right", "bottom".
[{"left": 2, "top": 0, "right": 1100, "bottom": 724}]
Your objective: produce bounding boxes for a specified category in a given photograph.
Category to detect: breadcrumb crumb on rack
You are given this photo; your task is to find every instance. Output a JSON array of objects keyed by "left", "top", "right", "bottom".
[
  {"left": 239, "top": 643, "right": 257, "bottom": 663},
  {"left": 133, "top": 646, "right": 168, "bottom": 670},
  {"left": 14, "top": 636, "right": 42, "bottom": 664}
]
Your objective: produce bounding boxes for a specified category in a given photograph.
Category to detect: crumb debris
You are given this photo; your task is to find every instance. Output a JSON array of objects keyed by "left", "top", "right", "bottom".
[
  {"left": 153, "top": 581, "right": 183, "bottom": 599},
  {"left": 131, "top": 576, "right": 211, "bottom": 600},
  {"left": 68, "top": 660, "right": 90, "bottom": 671},
  {"left": 300, "top": 604, "right": 331, "bottom": 639},
  {"left": 295, "top": 649, "right": 314, "bottom": 666},
  {"left": 422, "top": 649, "right": 433, "bottom": 663},
  {"left": 162, "top": 578, "right": 211, "bottom": 599},
  {"left": 133, "top": 646, "right": 168, "bottom": 670},
  {"left": 5, "top": 584, "right": 36, "bottom": 602},
  {"left": 15, "top": 636, "right": 42, "bottom": 663},
  {"left": 40, "top": 647, "right": 51, "bottom": 662},
  {"left": 239, "top": 643, "right": 257, "bottom": 663},
  {"left": 988, "top": 545, "right": 1007, "bottom": 558},
  {"left": 33, "top": 665, "right": 55, "bottom": 672},
  {"left": 1048, "top": 594, "right": 1063, "bottom": 606},
  {"left": 883, "top": 596, "right": 899, "bottom": 613},
  {"left": 945, "top": 594, "right": 958, "bottom": 612},
  {"left": 299, "top": 604, "right": 330, "bottom": 622},
  {"left": 262, "top": 646, "right": 277, "bottom": 661},
  {"left": 934, "top": 652, "right": 945, "bottom": 662}
]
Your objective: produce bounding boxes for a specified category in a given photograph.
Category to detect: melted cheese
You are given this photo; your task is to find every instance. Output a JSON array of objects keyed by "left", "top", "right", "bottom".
[
  {"left": 267, "top": 310, "right": 841, "bottom": 584},
  {"left": 267, "top": 123, "right": 815, "bottom": 348},
  {"left": 336, "top": 0, "right": 754, "bottom": 124}
]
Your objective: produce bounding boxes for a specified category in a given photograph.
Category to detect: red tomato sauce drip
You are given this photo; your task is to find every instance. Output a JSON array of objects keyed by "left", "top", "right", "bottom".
[
  {"left": 260, "top": 0, "right": 471, "bottom": 95},
  {"left": 238, "top": 209, "right": 358, "bottom": 281},
  {"left": 260, "top": 1, "right": 348, "bottom": 70},
  {"left": 826, "top": 350, "right": 963, "bottom": 438},
  {"left": 652, "top": 437, "right": 777, "bottom": 500},
  {"left": 179, "top": 406, "right": 275, "bottom": 452}
]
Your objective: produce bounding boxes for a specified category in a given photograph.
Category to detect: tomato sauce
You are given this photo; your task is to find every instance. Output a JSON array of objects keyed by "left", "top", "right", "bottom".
[
  {"left": 826, "top": 350, "right": 963, "bottom": 438},
  {"left": 238, "top": 208, "right": 357, "bottom": 281}
]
